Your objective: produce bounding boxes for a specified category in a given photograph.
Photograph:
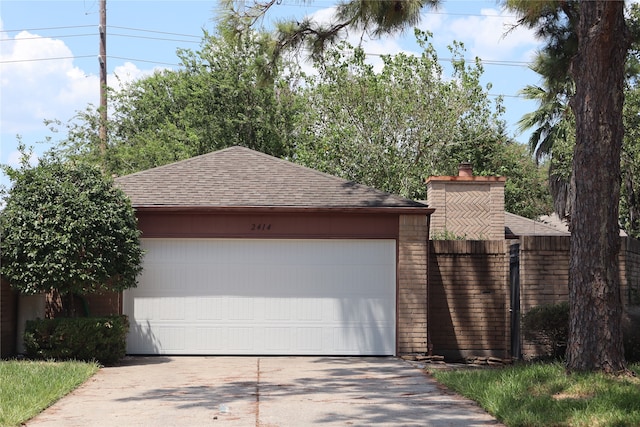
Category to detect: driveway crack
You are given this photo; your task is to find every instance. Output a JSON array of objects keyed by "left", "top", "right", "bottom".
[{"left": 255, "top": 357, "right": 261, "bottom": 427}]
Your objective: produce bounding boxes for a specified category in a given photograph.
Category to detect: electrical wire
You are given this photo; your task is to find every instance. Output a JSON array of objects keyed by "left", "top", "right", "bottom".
[
  {"left": 109, "top": 25, "right": 201, "bottom": 39},
  {"left": 0, "top": 55, "right": 95, "bottom": 64},
  {"left": 0, "top": 25, "right": 95, "bottom": 33},
  {"left": 0, "top": 33, "right": 94, "bottom": 41},
  {"left": 109, "top": 33, "right": 200, "bottom": 44},
  {"left": 108, "top": 56, "right": 181, "bottom": 67}
]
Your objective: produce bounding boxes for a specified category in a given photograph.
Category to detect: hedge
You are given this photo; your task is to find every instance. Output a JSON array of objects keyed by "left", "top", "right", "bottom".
[{"left": 24, "top": 316, "right": 129, "bottom": 366}]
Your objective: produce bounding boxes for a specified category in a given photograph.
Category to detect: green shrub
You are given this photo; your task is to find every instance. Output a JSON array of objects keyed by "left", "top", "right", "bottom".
[
  {"left": 523, "top": 303, "right": 640, "bottom": 362},
  {"left": 24, "top": 316, "right": 129, "bottom": 366},
  {"left": 522, "top": 302, "right": 569, "bottom": 359}
]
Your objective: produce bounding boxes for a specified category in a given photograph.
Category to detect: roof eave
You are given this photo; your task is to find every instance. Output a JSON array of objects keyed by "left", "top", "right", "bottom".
[{"left": 132, "top": 205, "right": 435, "bottom": 215}]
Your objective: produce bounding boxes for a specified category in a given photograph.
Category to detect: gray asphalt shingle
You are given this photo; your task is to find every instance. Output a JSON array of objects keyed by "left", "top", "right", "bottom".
[{"left": 115, "top": 146, "right": 427, "bottom": 209}]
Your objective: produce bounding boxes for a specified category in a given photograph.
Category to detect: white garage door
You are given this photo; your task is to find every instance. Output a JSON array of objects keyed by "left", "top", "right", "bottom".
[{"left": 124, "top": 238, "right": 396, "bottom": 355}]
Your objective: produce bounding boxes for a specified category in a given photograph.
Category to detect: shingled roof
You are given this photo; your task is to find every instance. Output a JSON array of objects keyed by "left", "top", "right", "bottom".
[{"left": 115, "top": 146, "right": 428, "bottom": 210}]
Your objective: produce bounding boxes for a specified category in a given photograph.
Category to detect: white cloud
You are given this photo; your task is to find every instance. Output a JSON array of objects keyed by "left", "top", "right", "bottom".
[
  {"left": 111, "top": 61, "right": 166, "bottom": 91},
  {"left": 444, "top": 8, "right": 539, "bottom": 62},
  {"left": 0, "top": 30, "right": 97, "bottom": 133},
  {"left": 0, "top": 28, "right": 162, "bottom": 139}
]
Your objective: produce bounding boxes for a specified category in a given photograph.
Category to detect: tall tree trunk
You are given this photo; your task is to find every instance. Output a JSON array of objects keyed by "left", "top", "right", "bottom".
[{"left": 567, "top": 0, "right": 628, "bottom": 373}]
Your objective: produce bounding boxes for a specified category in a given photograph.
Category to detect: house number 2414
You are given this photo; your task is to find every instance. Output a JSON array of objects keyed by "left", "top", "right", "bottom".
[{"left": 250, "top": 223, "right": 272, "bottom": 231}]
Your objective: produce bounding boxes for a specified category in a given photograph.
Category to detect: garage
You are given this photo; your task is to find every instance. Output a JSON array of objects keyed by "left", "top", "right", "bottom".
[
  {"left": 115, "top": 146, "right": 432, "bottom": 356},
  {"left": 124, "top": 238, "right": 396, "bottom": 355}
]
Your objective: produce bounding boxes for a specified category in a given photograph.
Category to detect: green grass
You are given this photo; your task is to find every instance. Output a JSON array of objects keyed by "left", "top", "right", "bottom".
[
  {"left": 431, "top": 362, "right": 640, "bottom": 427},
  {"left": 0, "top": 359, "right": 99, "bottom": 427}
]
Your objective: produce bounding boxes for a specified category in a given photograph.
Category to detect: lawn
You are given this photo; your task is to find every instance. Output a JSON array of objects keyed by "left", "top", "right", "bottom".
[
  {"left": 431, "top": 362, "right": 640, "bottom": 427},
  {"left": 0, "top": 360, "right": 99, "bottom": 427}
]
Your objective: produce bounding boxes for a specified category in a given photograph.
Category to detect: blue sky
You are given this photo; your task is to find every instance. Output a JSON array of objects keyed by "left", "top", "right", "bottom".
[{"left": 0, "top": 0, "right": 548, "bottom": 190}]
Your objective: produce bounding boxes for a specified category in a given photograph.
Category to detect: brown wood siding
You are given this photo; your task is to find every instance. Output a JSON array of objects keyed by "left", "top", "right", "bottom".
[{"left": 136, "top": 211, "right": 400, "bottom": 239}]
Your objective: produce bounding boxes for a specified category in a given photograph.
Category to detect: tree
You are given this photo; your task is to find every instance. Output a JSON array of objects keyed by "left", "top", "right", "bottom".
[
  {"left": 53, "top": 27, "right": 301, "bottom": 177},
  {"left": 0, "top": 148, "right": 143, "bottom": 315},
  {"left": 566, "top": 1, "right": 629, "bottom": 373},
  {"left": 291, "top": 31, "right": 550, "bottom": 217},
  {"left": 508, "top": 0, "right": 631, "bottom": 374}
]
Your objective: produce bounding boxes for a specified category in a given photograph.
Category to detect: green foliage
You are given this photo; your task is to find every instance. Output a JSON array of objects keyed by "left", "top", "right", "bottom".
[
  {"left": 0, "top": 360, "right": 99, "bottom": 427},
  {"left": 430, "top": 229, "right": 468, "bottom": 241},
  {"left": 621, "top": 81, "right": 640, "bottom": 239},
  {"left": 24, "top": 316, "right": 129, "bottom": 366},
  {"left": 522, "top": 302, "right": 569, "bottom": 359},
  {"left": 523, "top": 303, "right": 640, "bottom": 362},
  {"left": 292, "top": 30, "right": 551, "bottom": 217},
  {"left": 53, "top": 28, "right": 301, "bottom": 177},
  {"left": 47, "top": 23, "right": 550, "bottom": 218},
  {"left": 0, "top": 151, "right": 143, "bottom": 300}
]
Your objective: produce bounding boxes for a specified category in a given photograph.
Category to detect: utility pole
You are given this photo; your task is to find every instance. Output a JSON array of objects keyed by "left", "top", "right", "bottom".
[{"left": 98, "top": 0, "right": 107, "bottom": 158}]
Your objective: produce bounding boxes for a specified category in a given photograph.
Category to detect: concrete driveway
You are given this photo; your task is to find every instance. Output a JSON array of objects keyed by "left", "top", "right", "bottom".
[{"left": 26, "top": 357, "right": 503, "bottom": 427}]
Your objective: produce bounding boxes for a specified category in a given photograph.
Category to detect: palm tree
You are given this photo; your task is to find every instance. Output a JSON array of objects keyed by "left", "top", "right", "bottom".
[{"left": 517, "top": 52, "right": 575, "bottom": 222}]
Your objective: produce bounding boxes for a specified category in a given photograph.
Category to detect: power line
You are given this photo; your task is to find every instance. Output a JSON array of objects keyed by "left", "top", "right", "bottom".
[
  {"left": 0, "top": 31, "right": 200, "bottom": 45},
  {"left": 0, "top": 52, "right": 530, "bottom": 99},
  {"left": 0, "top": 33, "right": 94, "bottom": 42},
  {"left": 0, "top": 50, "right": 531, "bottom": 69},
  {"left": 109, "top": 25, "right": 201, "bottom": 39},
  {"left": 0, "top": 25, "right": 94, "bottom": 33},
  {"left": 0, "top": 55, "right": 95, "bottom": 64},
  {"left": 0, "top": 55, "right": 177, "bottom": 66},
  {"left": 0, "top": 24, "right": 202, "bottom": 39},
  {"left": 109, "top": 33, "right": 200, "bottom": 44},
  {"left": 109, "top": 56, "right": 181, "bottom": 67}
]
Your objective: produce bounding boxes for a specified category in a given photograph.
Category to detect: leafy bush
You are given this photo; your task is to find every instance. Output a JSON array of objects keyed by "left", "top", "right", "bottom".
[
  {"left": 430, "top": 229, "right": 468, "bottom": 240},
  {"left": 523, "top": 302, "right": 640, "bottom": 362},
  {"left": 24, "top": 316, "right": 129, "bottom": 366},
  {"left": 522, "top": 302, "right": 569, "bottom": 359},
  {"left": 1, "top": 152, "right": 143, "bottom": 315}
]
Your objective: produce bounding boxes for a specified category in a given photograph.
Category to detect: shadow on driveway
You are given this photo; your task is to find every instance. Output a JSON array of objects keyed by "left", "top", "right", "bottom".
[{"left": 26, "top": 357, "right": 503, "bottom": 427}]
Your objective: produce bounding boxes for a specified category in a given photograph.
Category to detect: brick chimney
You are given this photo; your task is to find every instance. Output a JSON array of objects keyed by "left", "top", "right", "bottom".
[
  {"left": 426, "top": 164, "right": 506, "bottom": 240},
  {"left": 458, "top": 162, "right": 473, "bottom": 177}
]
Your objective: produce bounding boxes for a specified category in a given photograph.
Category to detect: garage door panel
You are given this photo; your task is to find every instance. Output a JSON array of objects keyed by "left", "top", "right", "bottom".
[
  {"left": 195, "top": 327, "right": 227, "bottom": 351},
  {"left": 294, "top": 299, "right": 323, "bottom": 321},
  {"left": 124, "top": 239, "right": 395, "bottom": 355},
  {"left": 196, "top": 298, "right": 227, "bottom": 320}
]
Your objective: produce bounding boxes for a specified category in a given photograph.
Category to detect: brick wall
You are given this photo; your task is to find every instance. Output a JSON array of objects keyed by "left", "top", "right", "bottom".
[
  {"left": 518, "top": 235, "right": 639, "bottom": 358},
  {"left": 519, "top": 236, "right": 571, "bottom": 313},
  {"left": 397, "top": 214, "right": 429, "bottom": 354},
  {"left": 517, "top": 236, "right": 570, "bottom": 357},
  {"left": 428, "top": 240, "right": 509, "bottom": 359}
]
